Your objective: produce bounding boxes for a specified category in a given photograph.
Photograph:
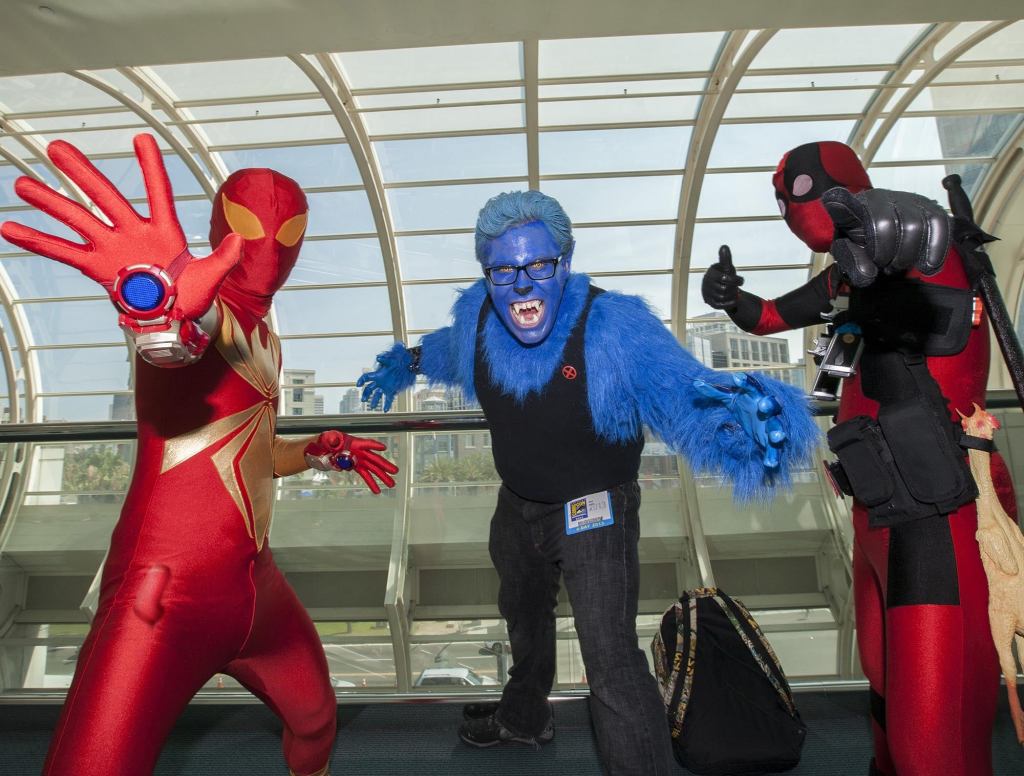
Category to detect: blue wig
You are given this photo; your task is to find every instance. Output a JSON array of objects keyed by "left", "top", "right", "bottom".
[{"left": 474, "top": 190, "right": 573, "bottom": 262}]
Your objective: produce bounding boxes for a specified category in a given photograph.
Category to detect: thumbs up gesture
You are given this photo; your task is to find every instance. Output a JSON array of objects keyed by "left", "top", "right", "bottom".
[{"left": 701, "top": 245, "right": 745, "bottom": 311}]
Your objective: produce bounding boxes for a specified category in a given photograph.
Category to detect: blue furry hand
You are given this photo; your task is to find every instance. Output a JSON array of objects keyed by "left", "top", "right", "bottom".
[
  {"left": 356, "top": 342, "right": 418, "bottom": 413},
  {"left": 693, "top": 373, "right": 788, "bottom": 470}
]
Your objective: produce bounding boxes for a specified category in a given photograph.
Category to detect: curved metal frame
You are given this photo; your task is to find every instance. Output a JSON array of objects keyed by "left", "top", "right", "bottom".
[
  {"left": 119, "top": 67, "right": 229, "bottom": 188},
  {"left": 69, "top": 70, "right": 217, "bottom": 199}
]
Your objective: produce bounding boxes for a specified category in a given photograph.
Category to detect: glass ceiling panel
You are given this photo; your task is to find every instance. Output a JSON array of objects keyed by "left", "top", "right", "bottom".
[
  {"left": 539, "top": 79, "right": 707, "bottom": 99},
  {"left": 356, "top": 87, "right": 523, "bottom": 110},
  {"left": 689, "top": 220, "right": 807, "bottom": 270},
  {"left": 1, "top": 257, "right": 98, "bottom": 300},
  {"left": 539, "top": 95, "right": 700, "bottom": 127},
  {"left": 572, "top": 225, "right": 674, "bottom": 273},
  {"left": 91, "top": 153, "right": 208, "bottom": 199},
  {"left": 873, "top": 114, "right": 1021, "bottom": 162},
  {"left": 404, "top": 281, "right": 475, "bottom": 332},
  {"left": 0, "top": 163, "right": 55, "bottom": 208},
  {"left": 708, "top": 120, "right": 856, "bottom": 168},
  {"left": 280, "top": 335, "right": 394, "bottom": 385},
  {"left": 397, "top": 233, "right": 479, "bottom": 281},
  {"left": 934, "top": 65, "right": 1024, "bottom": 85},
  {"left": 184, "top": 99, "right": 326, "bottom": 121},
  {"left": 219, "top": 144, "right": 362, "bottom": 188},
  {"left": 906, "top": 83, "right": 1024, "bottom": 113},
  {"left": 739, "top": 72, "right": 887, "bottom": 89},
  {"left": 19, "top": 300, "right": 120, "bottom": 346},
  {"left": 200, "top": 115, "right": 343, "bottom": 146},
  {"left": 597, "top": 274, "right": 672, "bottom": 319},
  {"left": 22, "top": 113, "right": 139, "bottom": 133},
  {"left": 697, "top": 172, "right": 777, "bottom": 219},
  {"left": 274, "top": 286, "right": 392, "bottom": 335},
  {"left": 148, "top": 58, "right": 314, "bottom": 101},
  {"left": 868, "top": 161, "right": 990, "bottom": 204},
  {"left": 0, "top": 73, "right": 120, "bottom": 114},
  {"left": 285, "top": 238, "right": 386, "bottom": 286},
  {"left": 0, "top": 136, "right": 36, "bottom": 161},
  {"left": 539, "top": 33, "right": 724, "bottom": 78},
  {"left": 750, "top": 25, "right": 927, "bottom": 69},
  {"left": 175, "top": 198, "right": 216, "bottom": 243},
  {"left": 306, "top": 190, "right": 376, "bottom": 236},
  {"left": 540, "top": 176, "right": 682, "bottom": 223},
  {"left": 362, "top": 104, "right": 524, "bottom": 136},
  {"left": 337, "top": 43, "right": 523, "bottom": 90},
  {"left": 725, "top": 88, "right": 876, "bottom": 119},
  {"left": 388, "top": 181, "right": 517, "bottom": 232},
  {"left": 33, "top": 128, "right": 172, "bottom": 158},
  {"left": 540, "top": 127, "right": 690, "bottom": 175},
  {"left": 375, "top": 134, "right": 527, "bottom": 183},
  {"left": 36, "top": 346, "right": 129, "bottom": 394},
  {"left": 933, "top": 22, "right": 991, "bottom": 61},
  {"left": 958, "top": 21, "right": 1024, "bottom": 61}
]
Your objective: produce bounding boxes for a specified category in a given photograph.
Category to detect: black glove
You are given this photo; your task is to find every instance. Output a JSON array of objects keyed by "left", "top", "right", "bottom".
[
  {"left": 822, "top": 187, "right": 950, "bottom": 288},
  {"left": 701, "top": 245, "right": 744, "bottom": 311}
]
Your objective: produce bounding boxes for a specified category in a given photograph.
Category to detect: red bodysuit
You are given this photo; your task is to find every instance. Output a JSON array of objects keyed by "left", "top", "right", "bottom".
[
  {"left": 0, "top": 135, "right": 398, "bottom": 776},
  {"left": 718, "top": 141, "right": 1015, "bottom": 776}
]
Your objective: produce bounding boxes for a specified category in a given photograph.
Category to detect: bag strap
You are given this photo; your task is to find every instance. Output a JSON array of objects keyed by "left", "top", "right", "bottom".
[
  {"left": 714, "top": 592, "right": 797, "bottom": 717},
  {"left": 664, "top": 593, "right": 699, "bottom": 739}
]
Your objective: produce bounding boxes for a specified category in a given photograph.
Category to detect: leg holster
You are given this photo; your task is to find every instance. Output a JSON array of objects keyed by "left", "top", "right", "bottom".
[{"left": 826, "top": 354, "right": 978, "bottom": 528}]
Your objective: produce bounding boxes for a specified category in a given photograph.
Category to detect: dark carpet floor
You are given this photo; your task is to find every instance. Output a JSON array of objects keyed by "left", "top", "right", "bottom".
[{"left": 1, "top": 691, "right": 1022, "bottom": 775}]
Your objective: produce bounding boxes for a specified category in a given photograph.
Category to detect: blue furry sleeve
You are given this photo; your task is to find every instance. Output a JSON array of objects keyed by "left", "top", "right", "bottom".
[
  {"left": 416, "top": 279, "right": 487, "bottom": 401},
  {"left": 585, "top": 291, "right": 819, "bottom": 500}
]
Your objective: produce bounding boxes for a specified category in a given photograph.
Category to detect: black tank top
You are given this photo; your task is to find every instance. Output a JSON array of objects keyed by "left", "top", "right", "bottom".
[{"left": 473, "top": 285, "right": 645, "bottom": 504}]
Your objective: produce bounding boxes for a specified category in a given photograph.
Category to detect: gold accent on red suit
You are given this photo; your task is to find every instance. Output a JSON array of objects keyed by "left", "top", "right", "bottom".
[{"left": 161, "top": 301, "right": 281, "bottom": 548}]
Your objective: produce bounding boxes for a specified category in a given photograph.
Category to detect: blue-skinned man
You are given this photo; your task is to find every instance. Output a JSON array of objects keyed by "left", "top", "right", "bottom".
[{"left": 357, "top": 191, "right": 818, "bottom": 775}]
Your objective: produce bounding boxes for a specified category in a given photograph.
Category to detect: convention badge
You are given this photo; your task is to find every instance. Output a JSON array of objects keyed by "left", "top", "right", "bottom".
[{"left": 565, "top": 490, "right": 615, "bottom": 535}]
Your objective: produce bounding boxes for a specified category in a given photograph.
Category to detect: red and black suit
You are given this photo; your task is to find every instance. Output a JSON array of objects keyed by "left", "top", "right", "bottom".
[{"left": 705, "top": 141, "right": 1016, "bottom": 776}]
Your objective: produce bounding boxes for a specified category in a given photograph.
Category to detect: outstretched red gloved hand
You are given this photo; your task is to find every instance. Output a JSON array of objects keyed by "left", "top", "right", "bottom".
[
  {"left": 1, "top": 134, "right": 242, "bottom": 332},
  {"left": 304, "top": 431, "right": 399, "bottom": 495}
]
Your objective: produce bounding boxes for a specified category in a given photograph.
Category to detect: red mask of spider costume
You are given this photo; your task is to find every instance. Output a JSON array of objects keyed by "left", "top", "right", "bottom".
[
  {"left": 772, "top": 141, "right": 872, "bottom": 252},
  {"left": 210, "top": 168, "right": 309, "bottom": 318}
]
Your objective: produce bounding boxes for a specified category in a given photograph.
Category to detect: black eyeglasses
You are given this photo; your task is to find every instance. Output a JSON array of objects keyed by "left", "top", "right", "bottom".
[{"left": 484, "top": 256, "right": 562, "bottom": 286}]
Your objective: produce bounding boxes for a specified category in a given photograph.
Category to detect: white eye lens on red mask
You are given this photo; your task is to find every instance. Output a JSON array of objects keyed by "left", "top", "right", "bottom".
[
  {"left": 776, "top": 197, "right": 787, "bottom": 217},
  {"left": 792, "top": 174, "right": 813, "bottom": 197}
]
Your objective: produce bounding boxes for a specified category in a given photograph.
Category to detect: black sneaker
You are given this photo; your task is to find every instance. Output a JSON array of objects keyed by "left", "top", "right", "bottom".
[
  {"left": 458, "top": 711, "right": 554, "bottom": 748},
  {"left": 462, "top": 701, "right": 500, "bottom": 721}
]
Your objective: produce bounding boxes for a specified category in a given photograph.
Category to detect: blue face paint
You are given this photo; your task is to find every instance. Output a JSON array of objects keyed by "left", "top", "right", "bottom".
[{"left": 481, "top": 221, "right": 573, "bottom": 345}]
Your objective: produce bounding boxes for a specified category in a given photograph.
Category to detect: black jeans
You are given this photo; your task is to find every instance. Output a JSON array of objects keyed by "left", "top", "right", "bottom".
[{"left": 488, "top": 481, "right": 673, "bottom": 776}]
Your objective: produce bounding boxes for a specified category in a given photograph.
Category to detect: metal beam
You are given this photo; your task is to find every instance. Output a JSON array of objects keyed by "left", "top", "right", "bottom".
[
  {"left": 118, "top": 67, "right": 229, "bottom": 188},
  {"left": 848, "top": 22, "right": 953, "bottom": 155},
  {"left": 69, "top": 70, "right": 217, "bottom": 199},
  {"left": 292, "top": 54, "right": 408, "bottom": 351},
  {"left": 860, "top": 21, "right": 1014, "bottom": 165},
  {"left": 670, "top": 29, "right": 776, "bottom": 333}
]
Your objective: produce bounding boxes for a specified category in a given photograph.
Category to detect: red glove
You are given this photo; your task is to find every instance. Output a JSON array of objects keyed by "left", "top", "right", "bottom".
[
  {"left": 304, "top": 431, "right": 398, "bottom": 495},
  {"left": 1, "top": 134, "right": 242, "bottom": 333}
]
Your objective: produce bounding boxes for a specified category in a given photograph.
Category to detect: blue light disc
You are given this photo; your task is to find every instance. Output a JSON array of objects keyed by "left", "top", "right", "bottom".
[{"left": 121, "top": 272, "right": 165, "bottom": 312}]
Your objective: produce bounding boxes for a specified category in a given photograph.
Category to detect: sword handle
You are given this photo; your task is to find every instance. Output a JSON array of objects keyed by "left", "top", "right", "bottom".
[{"left": 942, "top": 174, "right": 975, "bottom": 225}]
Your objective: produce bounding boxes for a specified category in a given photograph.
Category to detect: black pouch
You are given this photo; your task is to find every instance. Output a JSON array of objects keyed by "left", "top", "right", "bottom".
[
  {"left": 878, "top": 398, "right": 974, "bottom": 510},
  {"left": 826, "top": 416, "right": 896, "bottom": 508},
  {"left": 827, "top": 409, "right": 978, "bottom": 528}
]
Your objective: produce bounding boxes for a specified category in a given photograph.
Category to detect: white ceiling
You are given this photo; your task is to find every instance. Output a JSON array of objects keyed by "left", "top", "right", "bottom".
[{"left": 0, "top": 0, "right": 1022, "bottom": 77}]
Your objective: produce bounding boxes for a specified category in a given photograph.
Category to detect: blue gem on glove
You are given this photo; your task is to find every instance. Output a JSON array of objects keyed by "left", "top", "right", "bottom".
[
  {"left": 335, "top": 453, "right": 355, "bottom": 471},
  {"left": 121, "top": 272, "right": 166, "bottom": 311}
]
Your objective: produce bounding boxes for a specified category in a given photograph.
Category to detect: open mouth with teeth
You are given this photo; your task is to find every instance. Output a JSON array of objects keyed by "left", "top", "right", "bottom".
[{"left": 510, "top": 299, "right": 545, "bottom": 328}]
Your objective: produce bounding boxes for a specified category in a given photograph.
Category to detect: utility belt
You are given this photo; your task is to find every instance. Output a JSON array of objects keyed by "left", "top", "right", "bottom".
[{"left": 824, "top": 353, "right": 988, "bottom": 528}]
